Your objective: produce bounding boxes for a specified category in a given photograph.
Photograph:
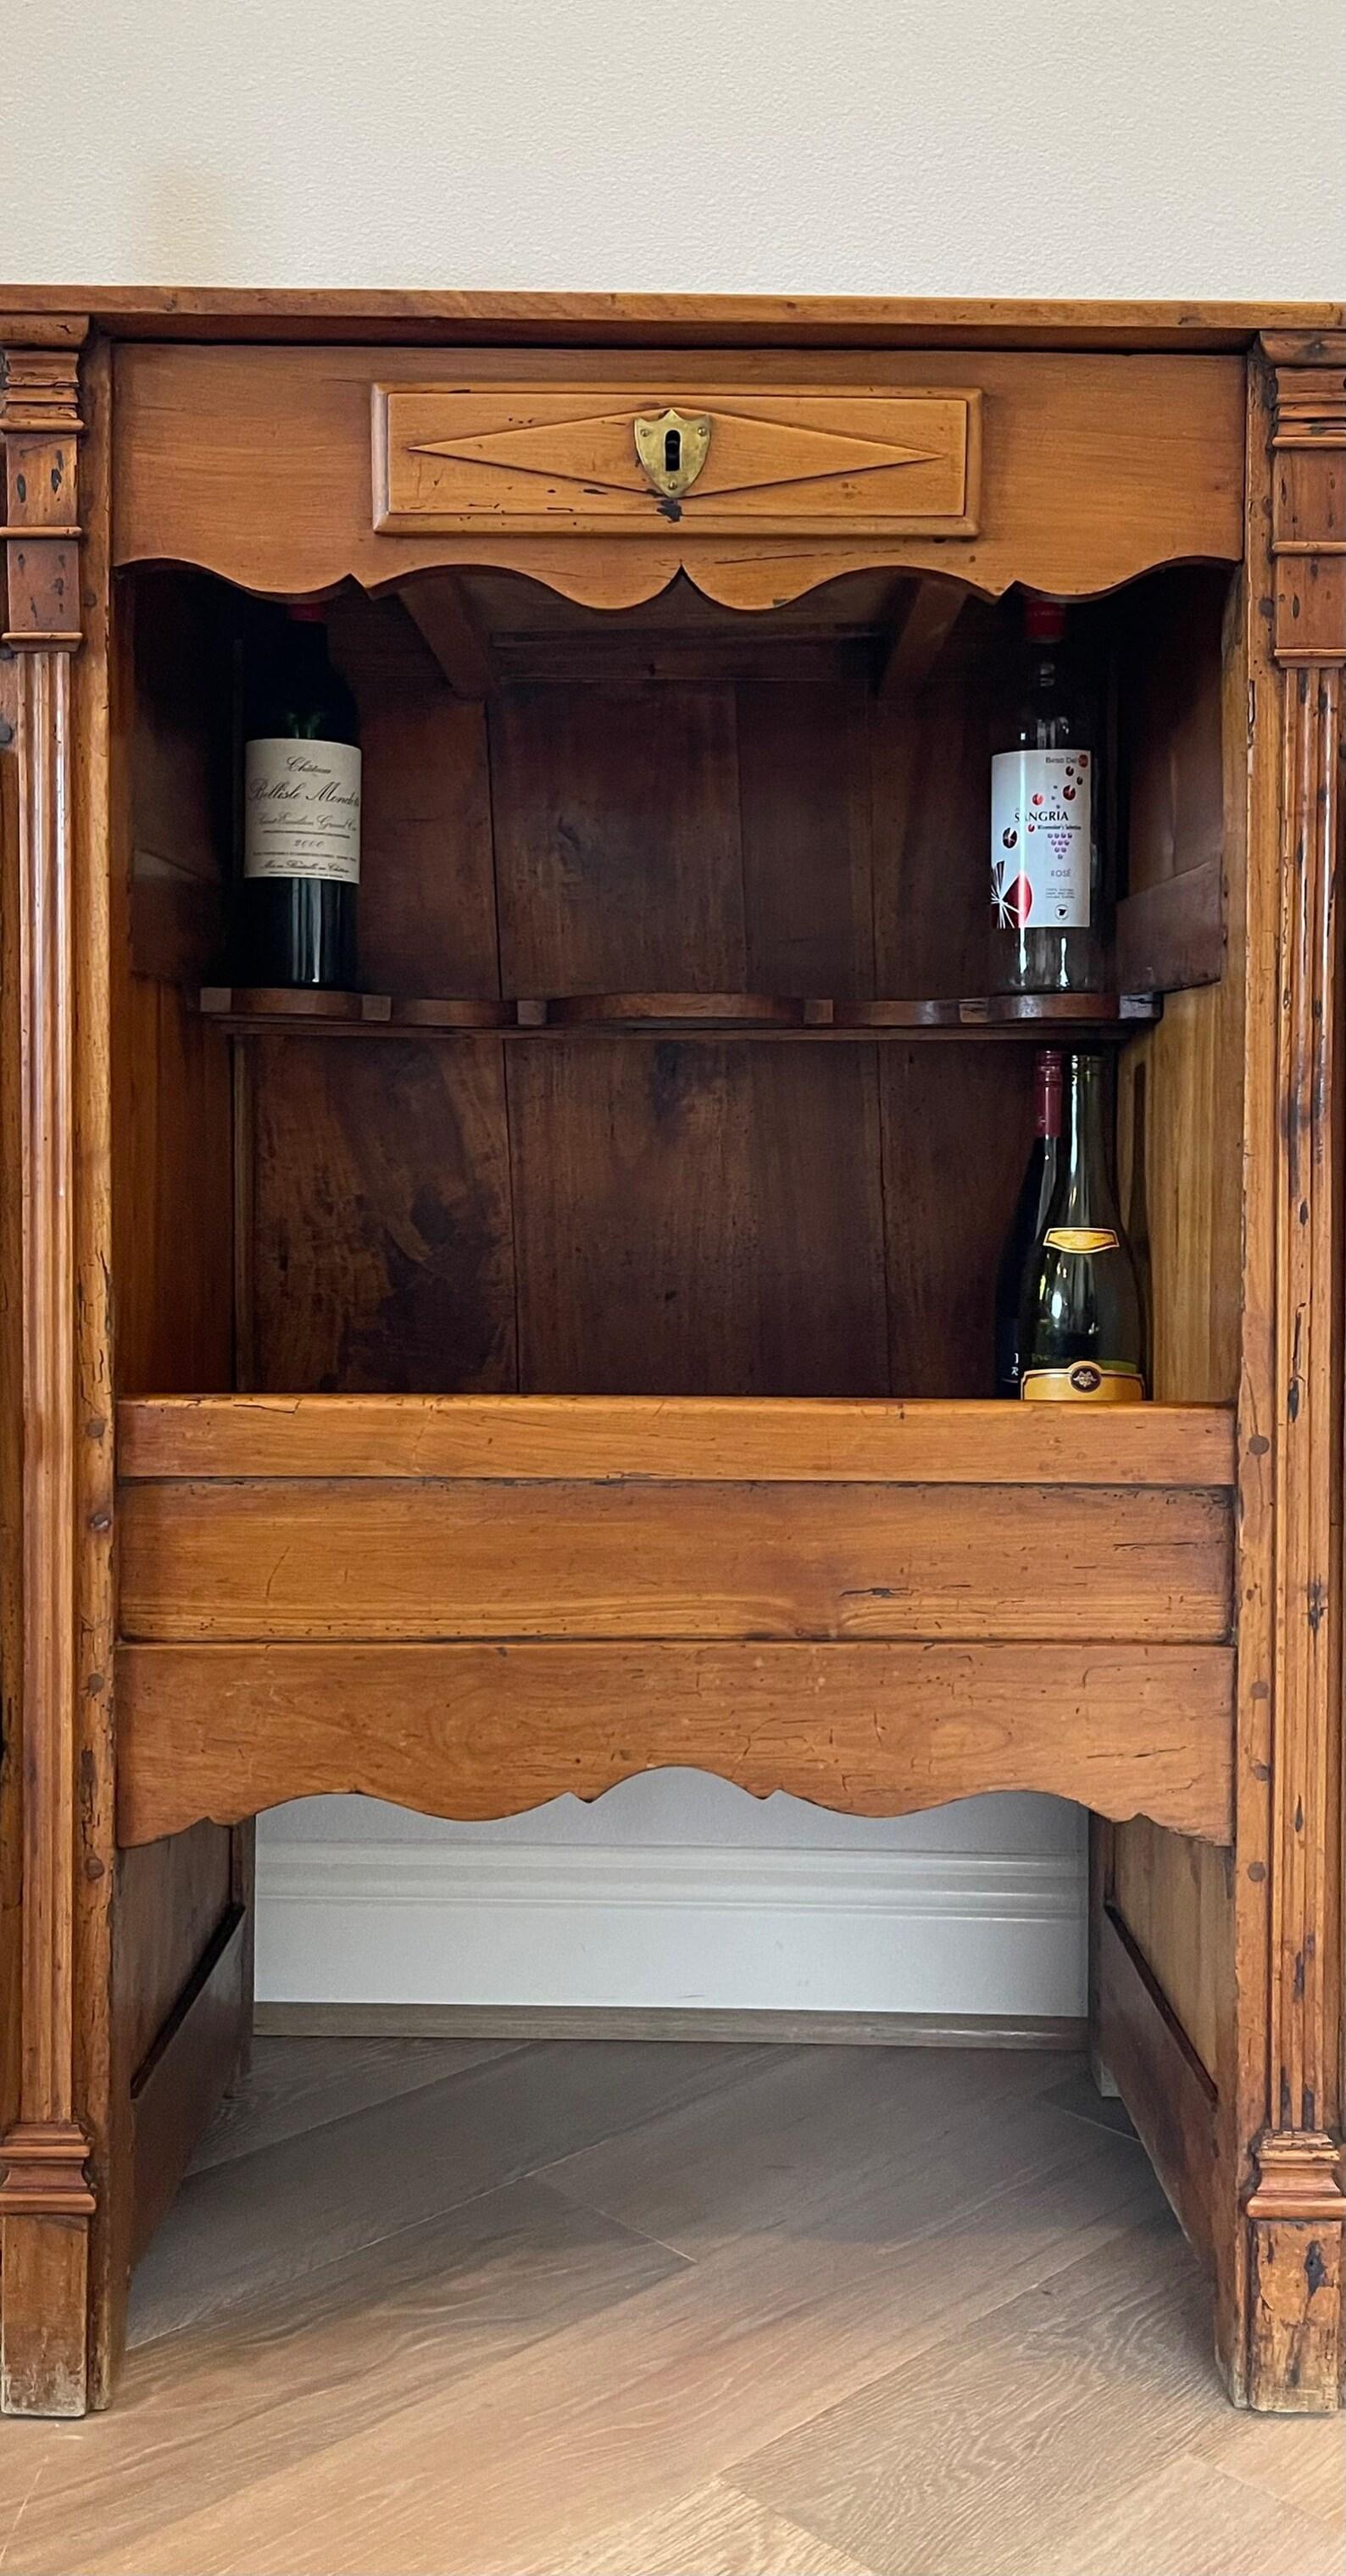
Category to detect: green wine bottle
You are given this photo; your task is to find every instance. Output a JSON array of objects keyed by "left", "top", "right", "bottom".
[
  {"left": 241, "top": 602, "right": 361, "bottom": 990},
  {"left": 1017, "top": 1051, "right": 1146, "bottom": 1403}
]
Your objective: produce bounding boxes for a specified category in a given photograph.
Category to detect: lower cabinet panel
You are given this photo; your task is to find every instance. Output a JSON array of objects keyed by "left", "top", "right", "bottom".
[
  {"left": 114, "top": 1402, "right": 1236, "bottom": 1853},
  {"left": 129, "top": 1903, "right": 248, "bottom": 2267},
  {"left": 1096, "top": 1900, "right": 1219, "bottom": 2263}
]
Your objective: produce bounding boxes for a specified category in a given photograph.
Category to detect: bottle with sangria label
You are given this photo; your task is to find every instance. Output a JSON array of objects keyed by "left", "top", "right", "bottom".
[{"left": 990, "top": 595, "right": 1101, "bottom": 995}]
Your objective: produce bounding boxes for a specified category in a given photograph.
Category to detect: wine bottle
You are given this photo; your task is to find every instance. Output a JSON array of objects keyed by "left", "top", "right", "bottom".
[
  {"left": 1017, "top": 1051, "right": 1146, "bottom": 1402},
  {"left": 994, "top": 1047, "right": 1064, "bottom": 1396},
  {"left": 241, "top": 603, "right": 361, "bottom": 989},
  {"left": 990, "top": 595, "right": 1101, "bottom": 994}
]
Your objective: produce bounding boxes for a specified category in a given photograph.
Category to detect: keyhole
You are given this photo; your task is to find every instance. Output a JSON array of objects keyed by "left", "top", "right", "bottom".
[{"left": 664, "top": 427, "right": 681, "bottom": 480}]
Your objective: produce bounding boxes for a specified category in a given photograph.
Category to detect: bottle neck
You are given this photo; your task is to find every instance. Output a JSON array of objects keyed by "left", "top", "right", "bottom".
[
  {"left": 286, "top": 618, "right": 331, "bottom": 675},
  {"left": 1057, "top": 1055, "right": 1119, "bottom": 1215},
  {"left": 1034, "top": 1050, "right": 1064, "bottom": 1140},
  {"left": 1024, "top": 597, "right": 1065, "bottom": 711}
]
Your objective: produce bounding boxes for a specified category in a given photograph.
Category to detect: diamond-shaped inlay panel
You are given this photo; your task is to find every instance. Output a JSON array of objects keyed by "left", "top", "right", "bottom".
[{"left": 375, "top": 384, "right": 981, "bottom": 536}]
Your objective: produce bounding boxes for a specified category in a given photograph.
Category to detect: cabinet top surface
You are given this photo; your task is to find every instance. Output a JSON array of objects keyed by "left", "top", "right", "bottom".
[{"left": 1, "top": 286, "right": 1342, "bottom": 351}]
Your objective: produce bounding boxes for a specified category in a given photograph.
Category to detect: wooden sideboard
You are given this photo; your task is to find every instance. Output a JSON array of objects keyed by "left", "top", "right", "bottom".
[{"left": 0, "top": 289, "right": 1342, "bottom": 2418}]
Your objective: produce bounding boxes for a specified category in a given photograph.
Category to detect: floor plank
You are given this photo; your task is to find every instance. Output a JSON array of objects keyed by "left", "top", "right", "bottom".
[
  {"left": 558, "top": 2479, "right": 878, "bottom": 2576},
  {"left": 1185, "top": 2405, "right": 1346, "bottom": 2538},
  {"left": 729, "top": 2215, "right": 1227, "bottom": 2576},
  {"left": 3, "top": 2179, "right": 688, "bottom": 2575},
  {"left": 191, "top": 2032, "right": 522, "bottom": 2172},
  {"left": 545, "top": 2040, "right": 1070, "bottom": 2258},
  {"left": 129, "top": 2037, "right": 763, "bottom": 2345},
  {"left": 1035, "top": 2451, "right": 1344, "bottom": 2576}
]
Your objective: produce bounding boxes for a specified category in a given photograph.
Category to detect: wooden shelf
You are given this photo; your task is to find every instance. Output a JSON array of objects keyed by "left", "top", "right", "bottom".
[
  {"left": 827, "top": 993, "right": 1157, "bottom": 1031},
  {"left": 200, "top": 987, "right": 1160, "bottom": 1040},
  {"left": 199, "top": 986, "right": 514, "bottom": 1030},
  {"left": 545, "top": 992, "right": 805, "bottom": 1028}
]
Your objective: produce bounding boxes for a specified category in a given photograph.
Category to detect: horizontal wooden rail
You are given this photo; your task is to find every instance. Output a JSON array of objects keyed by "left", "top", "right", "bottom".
[
  {"left": 119, "top": 1474, "right": 1231, "bottom": 1646},
  {"left": 117, "top": 1395, "right": 1238, "bottom": 1488},
  {"left": 115, "top": 1641, "right": 1235, "bottom": 1848}
]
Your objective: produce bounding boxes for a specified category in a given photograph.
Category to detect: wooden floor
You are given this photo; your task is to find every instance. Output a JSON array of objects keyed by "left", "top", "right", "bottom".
[{"left": 0, "top": 2039, "right": 1341, "bottom": 2575}]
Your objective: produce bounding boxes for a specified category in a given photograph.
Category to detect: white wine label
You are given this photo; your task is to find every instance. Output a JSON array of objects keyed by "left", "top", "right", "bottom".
[
  {"left": 991, "top": 750, "right": 1092, "bottom": 930},
  {"left": 1044, "top": 1224, "right": 1119, "bottom": 1252},
  {"left": 1021, "top": 1363, "right": 1145, "bottom": 1403},
  {"left": 244, "top": 738, "right": 362, "bottom": 884}
]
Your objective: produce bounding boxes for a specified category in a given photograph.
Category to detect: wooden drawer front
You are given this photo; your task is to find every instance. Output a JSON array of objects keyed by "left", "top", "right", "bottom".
[
  {"left": 374, "top": 384, "right": 981, "bottom": 537},
  {"left": 120, "top": 1476, "right": 1231, "bottom": 1645}
]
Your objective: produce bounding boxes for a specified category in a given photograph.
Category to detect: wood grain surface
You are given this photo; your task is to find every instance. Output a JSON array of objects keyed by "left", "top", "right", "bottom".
[
  {"left": 3, "top": 286, "right": 1341, "bottom": 344},
  {"left": 375, "top": 383, "right": 981, "bottom": 539},
  {"left": 117, "top": 1475, "right": 1232, "bottom": 1646},
  {"left": 113, "top": 344, "right": 1245, "bottom": 606},
  {"left": 116, "top": 1395, "right": 1238, "bottom": 1485},
  {"left": 114, "top": 1638, "right": 1234, "bottom": 1846}
]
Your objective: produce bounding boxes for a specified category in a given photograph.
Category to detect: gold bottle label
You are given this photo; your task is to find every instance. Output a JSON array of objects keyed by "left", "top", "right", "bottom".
[
  {"left": 1021, "top": 1363, "right": 1146, "bottom": 1403},
  {"left": 1043, "top": 1225, "right": 1119, "bottom": 1253}
]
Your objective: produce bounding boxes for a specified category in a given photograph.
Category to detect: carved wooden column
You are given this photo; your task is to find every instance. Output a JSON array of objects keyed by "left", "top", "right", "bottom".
[
  {"left": 1243, "top": 332, "right": 1346, "bottom": 2411},
  {"left": 0, "top": 325, "right": 95, "bottom": 2415}
]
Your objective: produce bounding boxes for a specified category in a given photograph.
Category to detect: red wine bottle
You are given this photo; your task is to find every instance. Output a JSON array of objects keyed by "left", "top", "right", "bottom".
[
  {"left": 990, "top": 595, "right": 1101, "bottom": 995},
  {"left": 1016, "top": 1052, "right": 1146, "bottom": 1403},
  {"left": 994, "top": 1047, "right": 1063, "bottom": 1396},
  {"left": 241, "top": 604, "right": 360, "bottom": 989}
]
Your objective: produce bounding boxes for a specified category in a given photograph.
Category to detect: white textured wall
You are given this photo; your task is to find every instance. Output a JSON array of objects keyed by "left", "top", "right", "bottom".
[
  {"left": 5, "top": 2, "right": 1344, "bottom": 297},
  {"left": 10, "top": 3, "right": 1340, "bottom": 2015}
]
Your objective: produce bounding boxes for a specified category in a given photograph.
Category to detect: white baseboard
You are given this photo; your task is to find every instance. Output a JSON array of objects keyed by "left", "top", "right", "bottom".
[{"left": 256, "top": 1840, "right": 1087, "bottom": 2018}]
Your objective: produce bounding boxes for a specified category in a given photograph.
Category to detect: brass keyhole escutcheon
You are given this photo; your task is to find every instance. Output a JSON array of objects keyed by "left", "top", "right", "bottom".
[{"left": 634, "top": 408, "right": 712, "bottom": 501}]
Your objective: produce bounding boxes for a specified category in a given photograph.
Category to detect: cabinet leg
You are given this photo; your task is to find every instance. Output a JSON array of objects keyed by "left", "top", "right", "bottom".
[
  {"left": 0, "top": 2124, "right": 95, "bottom": 2416},
  {"left": 1244, "top": 2137, "right": 1345, "bottom": 2412},
  {"left": 1247, "top": 2218, "right": 1343, "bottom": 2411}
]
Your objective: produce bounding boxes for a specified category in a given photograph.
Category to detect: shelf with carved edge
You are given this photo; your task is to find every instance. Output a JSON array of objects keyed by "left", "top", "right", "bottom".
[{"left": 199, "top": 986, "right": 1160, "bottom": 1040}]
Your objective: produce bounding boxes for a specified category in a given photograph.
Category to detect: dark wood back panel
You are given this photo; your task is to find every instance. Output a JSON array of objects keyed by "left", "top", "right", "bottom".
[
  {"left": 506, "top": 1037, "right": 890, "bottom": 1396},
  {"left": 245, "top": 619, "right": 1045, "bottom": 1397},
  {"left": 492, "top": 681, "right": 747, "bottom": 994},
  {"left": 250, "top": 1035, "right": 517, "bottom": 1394},
  {"left": 328, "top": 591, "right": 499, "bottom": 997}
]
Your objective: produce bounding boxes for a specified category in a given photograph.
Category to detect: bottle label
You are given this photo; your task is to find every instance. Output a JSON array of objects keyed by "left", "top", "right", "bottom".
[
  {"left": 244, "top": 739, "right": 362, "bottom": 884},
  {"left": 1044, "top": 1225, "right": 1119, "bottom": 1253},
  {"left": 1021, "top": 1363, "right": 1145, "bottom": 1403},
  {"left": 991, "top": 750, "right": 1091, "bottom": 930}
]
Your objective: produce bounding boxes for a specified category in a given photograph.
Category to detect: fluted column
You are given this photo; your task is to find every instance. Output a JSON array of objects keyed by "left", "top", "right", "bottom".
[
  {"left": 0, "top": 325, "right": 95, "bottom": 2417},
  {"left": 1243, "top": 332, "right": 1346, "bottom": 2412}
]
